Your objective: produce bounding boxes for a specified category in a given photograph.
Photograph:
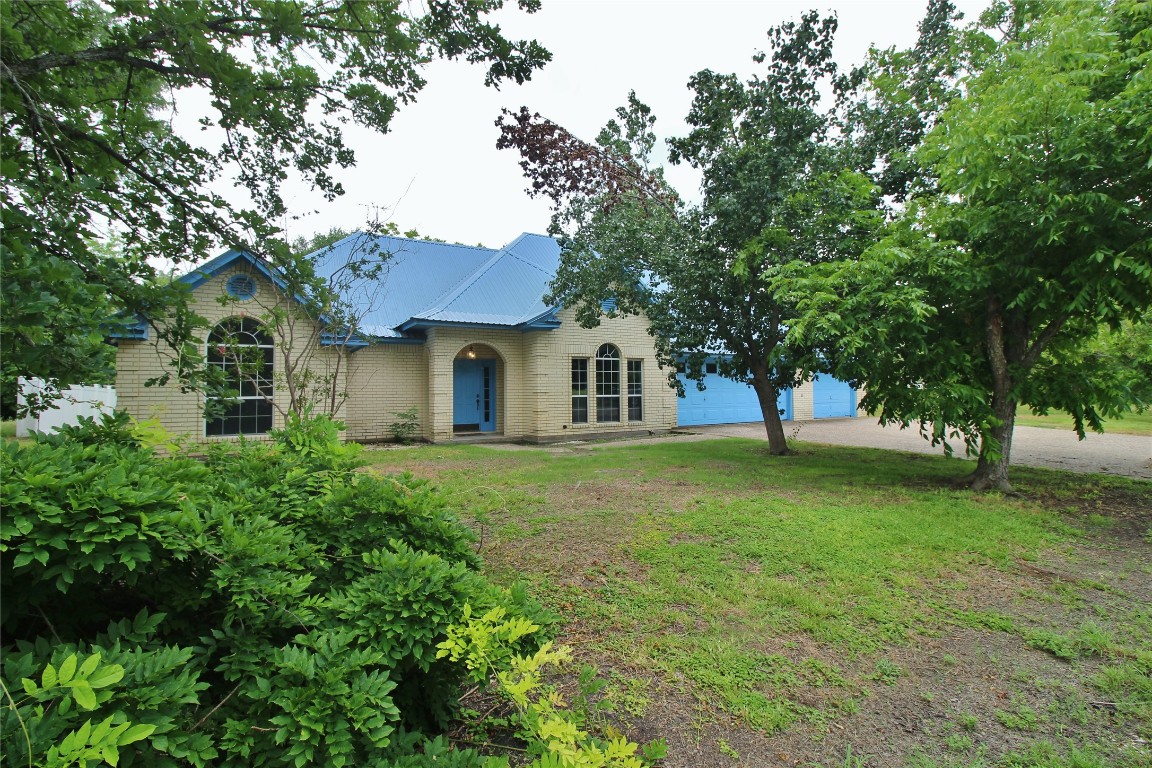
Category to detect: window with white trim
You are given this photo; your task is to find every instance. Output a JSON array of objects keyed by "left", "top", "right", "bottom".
[
  {"left": 571, "top": 358, "right": 589, "bottom": 424},
  {"left": 206, "top": 317, "right": 274, "bottom": 436},
  {"left": 627, "top": 359, "right": 643, "bottom": 421},
  {"left": 595, "top": 344, "right": 621, "bottom": 422}
]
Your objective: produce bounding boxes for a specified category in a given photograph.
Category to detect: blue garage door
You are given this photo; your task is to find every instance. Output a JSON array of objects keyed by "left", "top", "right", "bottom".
[
  {"left": 812, "top": 374, "right": 856, "bottom": 419},
  {"left": 677, "top": 371, "right": 792, "bottom": 426}
]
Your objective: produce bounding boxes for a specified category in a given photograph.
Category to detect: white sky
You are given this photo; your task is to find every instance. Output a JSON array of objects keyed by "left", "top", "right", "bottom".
[{"left": 272, "top": 0, "right": 989, "bottom": 250}]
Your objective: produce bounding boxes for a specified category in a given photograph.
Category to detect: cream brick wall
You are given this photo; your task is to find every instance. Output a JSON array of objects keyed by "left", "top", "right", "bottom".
[
  {"left": 519, "top": 307, "right": 677, "bottom": 441},
  {"left": 115, "top": 267, "right": 344, "bottom": 441},
  {"left": 425, "top": 328, "right": 530, "bottom": 442},
  {"left": 791, "top": 377, "right": 815, "bottom": 421},
  {"left": 343, "top": 343, "right": 427, "bottom": 441}
]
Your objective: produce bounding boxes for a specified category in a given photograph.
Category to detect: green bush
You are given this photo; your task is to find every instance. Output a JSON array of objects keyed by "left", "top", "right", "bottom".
[
  {"left": 1, "top": 413, "right": 551, "bottom": 767},
  {"left": 389, "top": 407, "right": 421, "bottom": 444}
]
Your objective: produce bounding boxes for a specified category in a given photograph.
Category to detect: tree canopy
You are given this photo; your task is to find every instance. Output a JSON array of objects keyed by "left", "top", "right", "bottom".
[
  {"left": 1, "top": 0, "right": 550, "bottom": 414},
  {"left": 497, "top": 12, "right": 881, "bottom": 454},
  {"left": 780, "top": 0, "right": 1152, "bottom": 490}
]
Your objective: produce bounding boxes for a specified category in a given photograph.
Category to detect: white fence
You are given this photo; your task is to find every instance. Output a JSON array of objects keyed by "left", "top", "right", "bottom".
[{"left": 16, "top": 378, "right": 117, "bottom": 437}]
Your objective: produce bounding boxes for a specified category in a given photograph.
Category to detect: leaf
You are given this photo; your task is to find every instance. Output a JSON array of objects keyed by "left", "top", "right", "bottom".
[
  {"left": 41, "top": 662, "right": 57, "bottom": 689},
  {"left": 79, "top": 651, "right": 102, "bottom": 678},
  {"left": 90, "top": 714, "right": 114, "bottom": 744},
  {"left": 71, "top": 680, "right": 98, "bottom": 710},
  {"left": 58, "top": 653, "right": 78, "bottom": 685},
  {"left": 87, "top": 664, "right": 125, "bottom": 689},
  {"left": 118, "top": 723, "right": 157, "bottom": 746}
]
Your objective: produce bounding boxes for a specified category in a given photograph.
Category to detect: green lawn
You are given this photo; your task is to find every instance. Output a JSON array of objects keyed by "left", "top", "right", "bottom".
[
  {"left": 1015, "top": 405, "right": 1152, "bottom": 436},
  {"left": 0, "top": 420, "right": 15, "bottom": 439},
  {"left": 368, "top": 439, "right": 1152, "bottom": 768}
]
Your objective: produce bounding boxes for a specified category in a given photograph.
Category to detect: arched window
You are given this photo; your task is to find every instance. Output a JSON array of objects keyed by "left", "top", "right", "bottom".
[
  {"left": 206, "top": 317, "right": 273, "bottom": 436},
  {"left": 595, "top": 343, "right": 621, "bottom": 422}
]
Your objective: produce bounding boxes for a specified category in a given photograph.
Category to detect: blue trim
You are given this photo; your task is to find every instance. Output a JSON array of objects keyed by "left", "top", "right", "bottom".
[
  {"left": 520, "top": 306, "right": 562, "bottom": 329},
  {"left": 398, "top": 317, "right": 560, "bottom": 333},
  {"left": 107, "top": 314, "right": 149, "bottom": 340},
  {"left": 319, "top": 332, "right": 372, "bottom": 349},
  {"left": 374, "top": 336, "right": 425, "bottom": 345},
  {"left": 522, "top": 318, "right": 562, "bottom": 330}
]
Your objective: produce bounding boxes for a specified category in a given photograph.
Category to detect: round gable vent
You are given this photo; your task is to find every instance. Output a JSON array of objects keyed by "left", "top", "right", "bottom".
[{"left": 226, "top": 273, "right": 257, "bottom": 300}]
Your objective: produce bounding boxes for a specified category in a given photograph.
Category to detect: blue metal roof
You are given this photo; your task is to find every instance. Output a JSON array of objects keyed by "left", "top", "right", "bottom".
[
  {"left": 133, "top": 233, "right": 564, "bottom": 346},
  {"left": 311, "top": 232, "right": 564, "bottom": 338},
  {"left": 308, "top": 234, "right": 499, "bottom": 338},
  {"left": 399, "top": 234, "right": 562, "bottom": 331}
]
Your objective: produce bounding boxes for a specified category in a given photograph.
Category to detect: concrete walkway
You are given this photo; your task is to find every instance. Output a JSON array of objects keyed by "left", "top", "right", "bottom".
[{"left": 687, "top": 419, "right": 1152, "bottom": 481}]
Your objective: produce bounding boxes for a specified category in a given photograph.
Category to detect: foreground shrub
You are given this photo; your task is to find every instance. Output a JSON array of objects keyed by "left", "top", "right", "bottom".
[{"left": 1, "top": 414, "right": 555, "bottom": 766}]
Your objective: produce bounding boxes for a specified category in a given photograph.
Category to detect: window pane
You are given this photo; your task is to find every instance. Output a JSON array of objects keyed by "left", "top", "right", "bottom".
[
  {"left": 571, "top": 358, "right": 589, "bottom": 423},
  {"left": 627, "top": 360, "right": 643, "bottom": 421},
  {"left": 595, "top": 346, "right": 620, "bottom": 422},
  {"left": 571, "top": 359, "right": 588, "bottom": 395},
  {"left": 206, "top": 318, "right": 273, "bottom": 436}
]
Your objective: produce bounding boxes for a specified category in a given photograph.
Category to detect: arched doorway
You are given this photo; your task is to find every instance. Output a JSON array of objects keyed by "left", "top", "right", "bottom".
[{"left": 452, "top": 344, "right": 500, "bottom": 433}]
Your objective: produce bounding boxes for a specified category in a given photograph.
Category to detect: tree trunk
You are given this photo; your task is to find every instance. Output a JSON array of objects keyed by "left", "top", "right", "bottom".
[
  {"left": 969, "top": 295, "right": 1016, "bottom": 492},
  {"left": 750, "top": 373, "right": 789, "bottom": 455},
  {"left": 970, "top": 399, "right": 1016, "bottom": 492}
]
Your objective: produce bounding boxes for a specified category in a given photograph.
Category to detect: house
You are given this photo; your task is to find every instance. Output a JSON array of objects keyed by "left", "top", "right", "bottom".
[{"left": 112, "top": 232, "right": 859, "bottom": 443}]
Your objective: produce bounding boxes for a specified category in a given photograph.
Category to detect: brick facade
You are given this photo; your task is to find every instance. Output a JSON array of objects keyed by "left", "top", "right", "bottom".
[{"left": 115, "top": 272, "right": 681, "bottom": 443}]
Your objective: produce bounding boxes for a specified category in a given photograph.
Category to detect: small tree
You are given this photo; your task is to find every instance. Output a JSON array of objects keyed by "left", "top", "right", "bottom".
[{"left": 209, "top": 224, "right": 407, "bottom": 423}]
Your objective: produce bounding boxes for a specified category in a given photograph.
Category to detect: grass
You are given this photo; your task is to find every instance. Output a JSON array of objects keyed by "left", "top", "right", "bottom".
[
  {"left": 365, "top": 438, "right": 1152, "bottom": 766},
  {"left": 1, "top": 420, "right": 15, "bottom": 439},
  {"left": 1014, "top": 405, "right": 1152, "bottom": 436}
]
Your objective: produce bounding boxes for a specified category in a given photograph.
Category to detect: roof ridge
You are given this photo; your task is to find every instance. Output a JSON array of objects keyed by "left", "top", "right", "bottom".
[
  {"left": 359, "top": 231, "right": 496, "bottom": 253},
  {"left": 506, "top": 233, "right": 559, "bottom": 278}
]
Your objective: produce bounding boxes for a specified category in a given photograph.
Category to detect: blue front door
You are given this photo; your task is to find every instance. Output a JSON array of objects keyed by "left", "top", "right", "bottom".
[{"left": 453, "top": 359, "right": 496, "bottom": 432}]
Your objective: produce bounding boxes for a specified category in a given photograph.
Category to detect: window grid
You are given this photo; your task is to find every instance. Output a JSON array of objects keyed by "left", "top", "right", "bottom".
[
  {"left": 595, "top": 344, "right": 621, "bottom": 423},
  {"left": 206, "top": 317, "right": 274, "bottom": 436},
  {"left": 627, "top": 360, "right": 643, "bottom": 422},
  {"left": 571, "top": 358, "right": 589, "bottom": 424}
]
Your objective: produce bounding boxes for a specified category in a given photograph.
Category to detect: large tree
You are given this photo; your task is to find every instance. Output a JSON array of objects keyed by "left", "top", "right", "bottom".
[
  {"left": 497, "top": 13, "right": 881, "bottom": 454},
  {"left": 780, "top": 0, "right": 1152, "bottom": 491},
  {"left": 0, "top": 0, "right": 549, "bottom": 414}
]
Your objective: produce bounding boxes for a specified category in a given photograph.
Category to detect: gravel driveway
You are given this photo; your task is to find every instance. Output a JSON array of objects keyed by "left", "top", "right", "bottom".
[{"left": 687, "top": 418, "right": 1152, "bottom": 480}]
